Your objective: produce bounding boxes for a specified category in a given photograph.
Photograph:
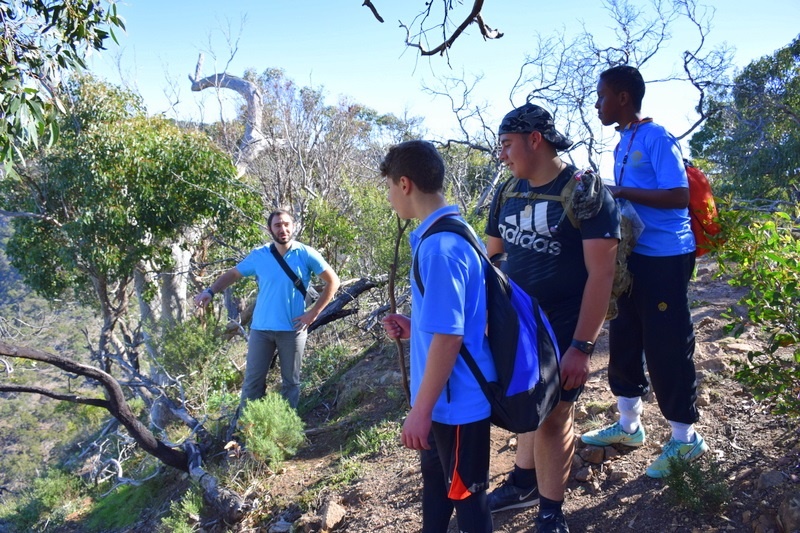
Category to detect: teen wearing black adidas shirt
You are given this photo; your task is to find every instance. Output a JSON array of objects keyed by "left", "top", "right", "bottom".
[{"left": 485, "top": 103, "right": 620, "bottom": 533}]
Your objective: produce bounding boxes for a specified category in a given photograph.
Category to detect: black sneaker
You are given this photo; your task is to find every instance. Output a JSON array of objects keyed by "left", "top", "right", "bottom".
[
  {"left": 487, "top": 474, "right": 540, "bottom": 513},
  {"left": 536, "top": 510, "right": 569, "bottom": 533}
]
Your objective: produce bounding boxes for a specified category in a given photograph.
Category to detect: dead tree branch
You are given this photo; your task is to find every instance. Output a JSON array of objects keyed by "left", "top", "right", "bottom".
[
  {"left": 189, "top": 53, "right": 267, "bottom": 177},
  {"left": 389, "top": 215, "right": 411, "bottom": 405},
  {"left": 0, "top": 341, "right": 249, "bottom": 524},
  {"left": 401, "top": 0, "right": 503, "bottom": 56},
  {"left": 0, "top": 208, "right": 63, "bottom": 227},
  {"left": 362, "top": 0, "right": 384, "bottom": 22},
  {"left": 309, "top": 276, "right": 386, "bottom": 332},
  {"left": 0, "top": 341, "right": 189, "bottom": 471}
]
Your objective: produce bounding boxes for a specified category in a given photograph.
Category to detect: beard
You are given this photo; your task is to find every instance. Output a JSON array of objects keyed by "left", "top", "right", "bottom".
[{"left": 270, "top": 231, "right": 292, "bottom": 245}]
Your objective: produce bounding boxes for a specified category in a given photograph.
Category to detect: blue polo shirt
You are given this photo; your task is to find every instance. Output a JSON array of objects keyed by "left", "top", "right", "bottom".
[
  {"left": 236, "top": 242, "right": 330, "bottom": 331},
  {"left": 614, "top": 120, "right": 695, "bottom": 256},
  {"left": 410, "top": 205, "right": 495, "bottom": 425}
]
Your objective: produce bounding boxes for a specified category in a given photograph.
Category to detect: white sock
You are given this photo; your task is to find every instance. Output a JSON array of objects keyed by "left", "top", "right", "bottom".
[
  {"left": 617, "top": 396, "right": 643, "bottom": 434},
  {"left": 669, "top": 421, "right": 696, "bottom": 443}
]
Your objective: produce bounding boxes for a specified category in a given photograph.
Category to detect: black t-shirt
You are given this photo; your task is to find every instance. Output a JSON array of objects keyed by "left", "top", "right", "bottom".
[{"left": 485, "top": 165, "right": 620, "bottom": 347}]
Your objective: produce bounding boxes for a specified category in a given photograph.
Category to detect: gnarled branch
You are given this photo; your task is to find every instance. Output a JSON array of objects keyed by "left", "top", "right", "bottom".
[
  {"left": 401, "top": 0, "right": 503, "bottom": 57},
  {"left": 189, "top": 53, "right": 267, "bottom": 177}
]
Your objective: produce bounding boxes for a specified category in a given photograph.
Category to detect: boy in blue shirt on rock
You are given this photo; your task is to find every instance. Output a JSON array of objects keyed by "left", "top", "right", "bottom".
[{"left": 381, "top": 140, "right": 495, "bottom": 533}]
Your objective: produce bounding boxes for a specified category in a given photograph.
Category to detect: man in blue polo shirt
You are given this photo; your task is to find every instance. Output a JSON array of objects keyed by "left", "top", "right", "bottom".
[
  {"left": 194, "top": 209, "right": 340, "bottom": 409},
  {"left": 381, "top": 139, "right": 495, "bottom": 533}
]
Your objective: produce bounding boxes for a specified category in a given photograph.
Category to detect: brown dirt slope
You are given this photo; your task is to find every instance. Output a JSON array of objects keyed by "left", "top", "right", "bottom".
[{"left": 255, "top": 255, "right": 800, "bottom": 533}]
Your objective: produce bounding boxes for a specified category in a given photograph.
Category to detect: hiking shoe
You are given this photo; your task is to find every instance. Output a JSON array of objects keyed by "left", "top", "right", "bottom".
[
  {"left": 646, "top": 434, "right": 709, "bottom": 478},
  {"left": 536, "top": 510, "right": 569, "bottom": 532},
  {"left": 487, "top": 474, "right": 539, "bottom": 513},
  {"left": 580, "top": 422, "right": 646, "bottom": 447}
]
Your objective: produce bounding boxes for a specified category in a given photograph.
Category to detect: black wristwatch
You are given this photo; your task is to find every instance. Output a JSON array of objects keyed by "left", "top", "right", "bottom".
[
  {"left": 204, "top": 287, "right": 215, "bottom": 298},
  {"left": 571, "top": 339, "right": 595, "bottom": 356}
]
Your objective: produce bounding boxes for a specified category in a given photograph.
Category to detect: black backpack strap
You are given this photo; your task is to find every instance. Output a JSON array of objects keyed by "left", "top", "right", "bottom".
[
  {"left": 270, "top": 243, "right": 307, "bottom": 298},
  {"left": 491, "top": 176, "right": 519, "bottom": 226},
  {"left": 411, "top": 216, "right": 493, "bottom": 392},
  {"left": 412, "top": 217, "right": 489, "bottom": 296}
]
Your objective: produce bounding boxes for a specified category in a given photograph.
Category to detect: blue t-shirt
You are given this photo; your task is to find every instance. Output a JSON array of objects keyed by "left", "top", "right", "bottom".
[
  {"left": 236, "top": 242, "right": 331, "bottom": 331},
  {"left": 614, "top": 120, "right": 695, "bottom": 256},
  {"left": 410, "top": 205, "right": 495, "bottom": 425}
]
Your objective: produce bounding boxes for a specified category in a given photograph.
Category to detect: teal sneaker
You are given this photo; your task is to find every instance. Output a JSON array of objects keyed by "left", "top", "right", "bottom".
[
  {"left": 581, "top": 422, "right": 646, "bottom": 447},
  {"left": 646, "top": 434, "right": 709, "bottom": 478}
]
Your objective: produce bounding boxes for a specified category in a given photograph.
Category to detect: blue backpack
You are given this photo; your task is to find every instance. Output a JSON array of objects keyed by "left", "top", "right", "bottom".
[{"left": 413, "top": 217, "right": 562, "bottom": 433}]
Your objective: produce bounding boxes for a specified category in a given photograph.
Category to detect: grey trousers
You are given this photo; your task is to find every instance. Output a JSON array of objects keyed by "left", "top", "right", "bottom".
[{"left": 241, "top": 328, "right": 307, "bottom": 409}]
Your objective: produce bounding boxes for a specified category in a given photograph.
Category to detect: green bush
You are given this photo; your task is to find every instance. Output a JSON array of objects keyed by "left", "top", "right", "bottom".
[
  {"left": 1, "top": 468, "right": 84, "bottom": 532},
  {"left": 239, "top": 393, "right": 306, "bottom": 468},
  {"left": 715, "top": 207, "right": 800, "bottom": 416},
  {"left": 158, "top": 485, "right": 203, "bottom": 533},
  {"left": 303, "top": 342, "right": 349, "bottom": 391},
  {"left": 155, "top": 317, "right": 228, "bottom": 379},
  {"left": 663, "top": 456, "right": 730, "bottom": 514}
]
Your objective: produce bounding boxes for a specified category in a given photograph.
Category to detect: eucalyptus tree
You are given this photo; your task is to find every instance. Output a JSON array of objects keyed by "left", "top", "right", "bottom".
[
  {"left": 0, "top": 0, "right": 125, "bottom": 175},
  {"left": 1, "top": 75, "right": 264, "bottom": 371},
  {"left": 689, "top": 35, "right": 800, "bottom": 201}
]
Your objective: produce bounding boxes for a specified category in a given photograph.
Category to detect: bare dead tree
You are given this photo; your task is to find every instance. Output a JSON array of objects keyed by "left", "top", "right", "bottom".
[
  {"left": 511, "top": 0, "right": 733, "bottom": 167},
  {"left": 309, "top": 276, "right": 386, "bottom": 332},
  {"left": 362, "top": 0, "right": 384, "bottom": 22},
  {"left": 190, "top": 53, "right": 267, "bottom": 177},
  {"left": 416, "top": 0, "right": 734, "bottom": 215},
  {"left": 673, "top": 0, "right": 734, "bottom": 140},
  {"left": 389, "top": 0, "right": 503, "bottom": 58},
  {"left": 0, "top": 340, "right": 248, "bottom": 523},
  {"left": 0, "top": 341, "right": 188, "bottom": 469}
]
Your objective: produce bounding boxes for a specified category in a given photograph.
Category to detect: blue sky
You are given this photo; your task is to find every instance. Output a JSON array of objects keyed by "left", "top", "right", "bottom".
[{"left": 88, "top": 1, "right": 799, "bottom": 171}]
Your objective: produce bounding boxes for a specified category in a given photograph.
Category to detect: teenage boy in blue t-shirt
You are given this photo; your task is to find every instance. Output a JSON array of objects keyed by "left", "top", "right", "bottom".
[
  {"left": 582, "top": 65, "right": 708, "bottom": 478},
  {"left": 381, "top": 140, "right": 495, "bottom": 533}
]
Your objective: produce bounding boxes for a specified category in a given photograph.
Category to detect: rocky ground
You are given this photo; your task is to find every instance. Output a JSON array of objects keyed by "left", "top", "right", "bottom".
[{"left": 245, "top": 255, "right": 800, "bottom": 533}]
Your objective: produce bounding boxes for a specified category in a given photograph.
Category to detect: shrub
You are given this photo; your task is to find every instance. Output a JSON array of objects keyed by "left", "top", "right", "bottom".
[
  {"left": 663, "top": 456, "right": 730, "bottom": 514},
  {"left": 158, "top": 485, "right": 203, "bottom": 533},
  {"left": 2, "top": 468, "right": 84, "bottom": 531},
  {"left": 238, "top": 393, "right": 306, "bottom": 468},
  {"left": 715, "top": 207, "right": 800, "bottom": 417},
  {"left": 155, "top": 317, "right": 228, "bottom": 379},
  {"left": 344, "top": 420, "right": 400, "bottom": 457}
]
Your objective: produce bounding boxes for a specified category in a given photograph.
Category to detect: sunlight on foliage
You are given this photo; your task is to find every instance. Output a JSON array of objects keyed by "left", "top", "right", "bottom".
[{"left": 715, "top": 208, "right": 800, "bottom": 416}]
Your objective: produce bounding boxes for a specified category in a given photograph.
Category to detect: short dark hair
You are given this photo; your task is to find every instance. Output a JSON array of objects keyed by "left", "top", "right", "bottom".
[
  {"left": 379, "top": 140, "right": 445, "bottom": 194},
  {"left": 599, "top": 65, "right": 646, "bottom": 111},
  {"left": 267, "top": 208, "right": 294, "bottom": 228}
]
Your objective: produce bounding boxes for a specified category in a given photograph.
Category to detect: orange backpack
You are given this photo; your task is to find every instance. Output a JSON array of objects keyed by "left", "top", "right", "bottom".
[{"left": 685, "top": 160, "right": 723, "bottom": 256}]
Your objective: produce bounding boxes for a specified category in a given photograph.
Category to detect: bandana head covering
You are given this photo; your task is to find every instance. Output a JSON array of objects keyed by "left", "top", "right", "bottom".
[{"left": 498, "top": 103, "right": 573, "bottom": 151}]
